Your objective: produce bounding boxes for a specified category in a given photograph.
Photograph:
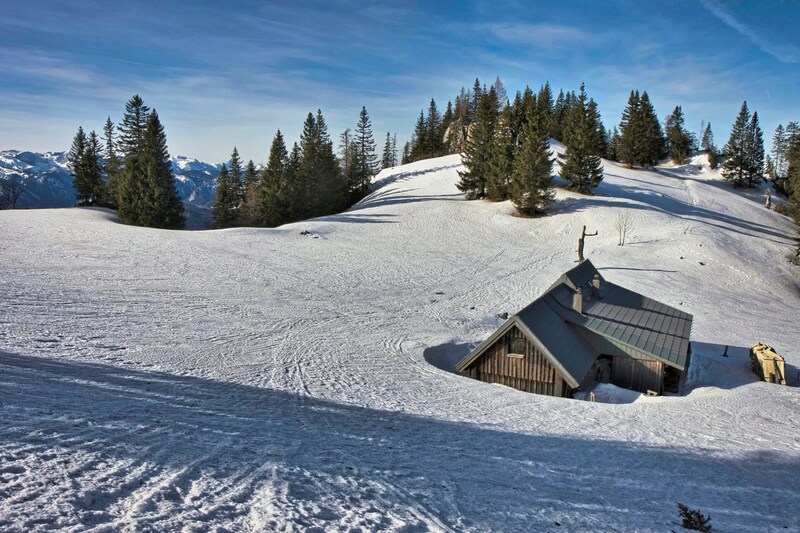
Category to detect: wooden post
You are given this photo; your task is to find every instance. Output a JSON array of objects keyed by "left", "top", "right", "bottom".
[
  {"left": 576, "top": 225, "right": 599, "bottom": 262},
  {"left": 765, "top": 189, "right": 771, "bottom": 209}
]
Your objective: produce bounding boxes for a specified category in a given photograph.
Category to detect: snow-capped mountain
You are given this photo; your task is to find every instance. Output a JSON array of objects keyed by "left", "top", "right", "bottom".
[{"left": 0, "top": 150, "right": 220, "bottom": 228}]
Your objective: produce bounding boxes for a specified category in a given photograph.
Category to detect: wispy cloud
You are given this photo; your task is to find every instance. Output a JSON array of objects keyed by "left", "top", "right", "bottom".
[
  {"left": 699, "top": 0, "right": 800, "bottom": 63},
  {"left": 486, "top": 23, "right": 594, "bottom": 48}
]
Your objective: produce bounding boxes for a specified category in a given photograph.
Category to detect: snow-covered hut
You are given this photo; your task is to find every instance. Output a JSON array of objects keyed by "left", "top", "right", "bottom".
[{"left": 456, "top": 260, "right": 693, "bottom": 397}]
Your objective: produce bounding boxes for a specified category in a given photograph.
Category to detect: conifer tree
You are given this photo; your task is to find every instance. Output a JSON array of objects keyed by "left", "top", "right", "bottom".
[
  {"left": 510, "top": 105, "right": 554, "bottom": 216},
  {"left": 551, "top": 89, "right": 567, "bottom": 141},
  {"left": 638, "top": 92, "right": 665, "bottom": 166},
  {"left": 103, "top": 117, "right": 120, "bottom": 206},
  {"left": 261, "top": 130, "right": 289, "bottom": 227},
  {"left": 381, "top": 132, "right": 395, "bottom": 169},
  {"left": 722, "top": 101, "right": 754, "bottom": 187},
  {"left": 118, "top": 95, "right": 150, "bottom": 160},
  {"left": 353, "top": 106, "right": 378, "bottom": 199},
  {"left": 618, "top": 90, "right": 664, "bottom": 167},
  {"left": 239, "top": 159, "right": 260, "bottom": 226},
  {"left": 558, "top": 83, "right": 604, "bottom": 193},
  {"left": 485, "top": 106, "right": 513, "bottom": 200},
  {"left": 68, "top": 126, "right": 87, "bottom": 200},
  {"left": 457, "top": 86, "right": 499, "bottom": 199},
  {"left": 80, "top": 131, "right": 105, "bottom": 205},
  {"left": 116, "top": 95, "right": 152, "bottom": 225},
  {"left": 228, "top": 147, "right": 244, "bottom": 205},
  {"left": 537, "top": 82, "right": 554, "bottom": 138},
  {"left": 607, "top": 126, "right": 621, "bottom": 161},
  {"left": 617, "top": 90, "right": 640, "bottom": 166},
  {"left": 213, "top": 164, "right": 236, "bottom": 228},
  {"left": 401, "top": 141, "right": 411, "bottom": 164},
  {"left": 665, "top": 105, "right": 692, "bottom": 165},
  {"left": 772, "top": 124, "right": 789, "bottom": 194},
  {"left": 409, "top": 111, "right": 427, "bottom": 162},
  {"left": 284, "top": 142, "right": 303, "bottom": 221},
  {"left": 469, "top": 78, "right": 482, "bottom": 122},
  {"left": 391, "top": 134, "right": 398, "bottom": 166},
  {"left": 425, "top": 99, "right": 444, "bottom": 158},
  {"left": 701, "top": 122, "right": 715, "bottom": 151},
  {"left": 748, "top": 112, "right": 765, "bottom": 186},
  {"left": 338, "top": 128, "right": 353, "bottom": 175},
  {"left": 138, "top": 110, "right": 184, "bottom": 229}
]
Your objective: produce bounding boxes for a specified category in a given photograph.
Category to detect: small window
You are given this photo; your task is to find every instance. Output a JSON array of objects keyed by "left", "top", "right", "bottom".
[{"left": 508, "top": 337, "right": 526, "bottom": 358}]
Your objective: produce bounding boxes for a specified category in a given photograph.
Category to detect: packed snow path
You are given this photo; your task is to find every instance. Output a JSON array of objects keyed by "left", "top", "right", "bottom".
[{"left": 2, "top": 152, "right": 799, "bottom": 531}]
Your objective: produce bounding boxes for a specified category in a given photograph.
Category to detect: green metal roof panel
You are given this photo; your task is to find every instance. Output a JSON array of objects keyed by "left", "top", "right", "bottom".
[{"left": 548, "top": 267, "right": 693, "bottom": 370}]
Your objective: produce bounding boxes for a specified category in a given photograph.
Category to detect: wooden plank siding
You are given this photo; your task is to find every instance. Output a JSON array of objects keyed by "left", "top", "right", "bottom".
[
  {"left": 460, "top": 326, "right": 573, "bottom": 398},
  {"left": 611, "top": 357, "right": 664, "bottom": 394}
]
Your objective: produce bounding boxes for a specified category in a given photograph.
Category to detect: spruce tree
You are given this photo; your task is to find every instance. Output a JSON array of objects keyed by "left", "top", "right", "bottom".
[
  {"left": 139, "top": 110, "right": 184, "bottom": 229},
  {"left": 441, "top": 102, "right": 455, "bottom": 153},
  {"left": 239, "top": 159, "right": 260, "bottom": 226},
  {"left": 748, "top": 111, "right": 765, "bottom": 187},
  {"left": 425, "top": 99, "right": 443, "bottom": 158},
  {"left": 103, "top": 117, "right": 120, "bottom": 206},
  {"left": 401, "top": 141, "right": 411, "bottom": 164},
  {"left": 665, "top": 105, "right": 692, "bottom": 165},
  {"left": 213, "top": 164, "right": 236, "bottom": 228},
  {"left": 381, "top": 132, "right": 395, "bottom": 169},
  {"left": 617, "top": 90, "right": 640, "bottom": 167},
  {"left": 558, "top": 83, "right": 604, "bottom": 193},
  {"left": 116, "top": 95, "right": 151, "bottom": 225},
  {"left": 353, "top": 106, "right": 378, "bottom": 199},
  {"left": 338, "top": 128, "right": 353, "bottom": 175},
  {"left": 722, "top": 101, "right": 752, "bottom": 187},
  {"left": 68, "top": 126, "right": 87, "bottom": 201},
  {"left": 638, "top": 92, "right": 665, "bottom": 166},
  {"left": 228, "top": 147, "right": 244, "bottom": 205},
  {"left": 409, "top": 111, "right": 427, "bottom": 162},
  {"left": 701, "top": 122, "right": 715, "bottom": 151},
  {"left": 537, "top": 82, "right": 554, "bottom": 138},
  {"left": 457, "top": 86, "right": 499, "bottom": 199},
  {"left": 485, "top": 106, "right": 514, "bottom": 201},
  {"left": 118, "top": 95, "right": 150, "bottom": 160},
  {"left": 391, "top": 134, "right": 398, "bottom": 166},
  {"left": 81, "top": 131, "right": 105, "bottom": 205},
  {"left": 510, "top": 109, "right": 554, "bottom": 216},
  {"left": 772, "top": 124, "right": 789, "bottom": 194},
  {"left": 607, "top": 126, "right": 621, "bottom": 161},
  {"left": 261, "top": 130, "right": 289, "bottom": 227}
]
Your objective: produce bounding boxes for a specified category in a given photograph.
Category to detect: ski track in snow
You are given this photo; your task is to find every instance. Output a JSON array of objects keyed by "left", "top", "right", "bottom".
[{"left": 1, "top": 150, "right": 799, "bottom": 531}]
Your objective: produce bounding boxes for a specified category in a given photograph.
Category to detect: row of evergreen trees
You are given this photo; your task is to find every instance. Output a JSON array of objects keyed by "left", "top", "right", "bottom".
[
  {"left": 68, "top": 95, "right": 184, "bottom": 229},
  {"left": 455, "top": 81, "right": 606, "bottom": 215},
  {"left": 213, "top": 106, "right": 392, "bottom": 228},
  {"left": 768, "top": 121, "right": 800, "bottom": 195}
]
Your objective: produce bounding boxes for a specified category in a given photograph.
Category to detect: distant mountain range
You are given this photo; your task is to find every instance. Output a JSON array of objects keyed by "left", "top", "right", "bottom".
[{"left": 0, "top": 150, "right": 221, "bottom": 229}]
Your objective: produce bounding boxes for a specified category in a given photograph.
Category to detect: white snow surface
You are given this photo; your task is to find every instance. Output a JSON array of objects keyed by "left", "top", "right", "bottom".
[{"left": 1, "top": 150, "right": 799, "bottom": 532}]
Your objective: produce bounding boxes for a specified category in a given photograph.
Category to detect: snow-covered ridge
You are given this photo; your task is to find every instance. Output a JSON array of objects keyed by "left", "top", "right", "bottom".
[{"left": 0, "top": 152, "right": 798, "bottom": 531}]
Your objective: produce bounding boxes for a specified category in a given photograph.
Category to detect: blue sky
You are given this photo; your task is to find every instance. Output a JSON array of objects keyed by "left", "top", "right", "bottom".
[{"left": 1, "top": 0, "right": 798, "bottom": 163}]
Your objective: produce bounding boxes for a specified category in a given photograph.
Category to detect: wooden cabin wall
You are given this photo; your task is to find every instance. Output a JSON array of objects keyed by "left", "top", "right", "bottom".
[
  {"left": 611, "top": 357, "right": 664, "bottom": 394},
  {"left": 461, "top": 326, "right": 572, "bottom": 398}
]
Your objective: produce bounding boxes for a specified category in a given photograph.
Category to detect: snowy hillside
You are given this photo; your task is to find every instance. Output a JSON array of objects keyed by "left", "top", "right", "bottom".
[
  {"left": 0, "top": 150, "right": 219, "bottom": 228},
  {"left": 1, "top": 149, "right": 799, "bottom": 531}
]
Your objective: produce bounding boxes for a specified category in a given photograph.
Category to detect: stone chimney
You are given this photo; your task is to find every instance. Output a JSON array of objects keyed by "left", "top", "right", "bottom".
[
  {"left": 592, "top": 274, "right": 601, "bottom": 299},
  {"left": 573, "top": 286, "right": 583, "bottom": 314}
]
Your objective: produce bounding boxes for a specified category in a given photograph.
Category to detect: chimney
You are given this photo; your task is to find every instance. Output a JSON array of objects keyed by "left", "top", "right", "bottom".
[
  {"left": 592, "top": 274, "right": 601, "bottom": 299},
  {"left": 573, "top": 286, "right": 583, "bottom": 314}
]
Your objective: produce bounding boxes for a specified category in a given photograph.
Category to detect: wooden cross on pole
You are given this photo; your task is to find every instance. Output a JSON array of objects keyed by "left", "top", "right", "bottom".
[{"left": 576, "top": 225, "right": 598, "bottom": 263}]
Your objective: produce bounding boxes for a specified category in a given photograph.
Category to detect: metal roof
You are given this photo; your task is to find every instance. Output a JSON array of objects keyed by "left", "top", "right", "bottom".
[{"left": 457, "top": 259, "right": 694, "bottom": 388}]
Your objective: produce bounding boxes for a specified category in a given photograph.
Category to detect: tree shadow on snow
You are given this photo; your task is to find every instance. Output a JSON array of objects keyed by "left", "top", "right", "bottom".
[
  {"left": 553, "top": 173, "right": 792, "bottom": 244},
  {"left": 1, "top": 351, "right": 798, "bottom": 532},
  {"left": 350, "top": 186, "right": 463, "bottom": 212}
]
